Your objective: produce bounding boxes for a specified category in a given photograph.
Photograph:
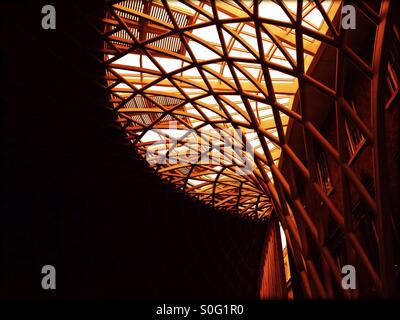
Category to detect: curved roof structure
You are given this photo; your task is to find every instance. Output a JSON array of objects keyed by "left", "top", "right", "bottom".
[{"left": 103, "top": 0, "right": 340, "bottom": 219}]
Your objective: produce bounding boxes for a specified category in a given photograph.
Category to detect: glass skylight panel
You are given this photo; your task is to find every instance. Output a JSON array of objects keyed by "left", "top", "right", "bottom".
[
  {"left": 258, "top": 1, "right": 291, "bottom": 22},
  {"left": 103, "top": 0, "right": 341, "bottom": 219}
]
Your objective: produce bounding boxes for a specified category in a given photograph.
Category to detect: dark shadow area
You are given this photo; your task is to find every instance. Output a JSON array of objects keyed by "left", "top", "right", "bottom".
[{"left": 0, "top": 0, "right": 266, "bottom": 300}]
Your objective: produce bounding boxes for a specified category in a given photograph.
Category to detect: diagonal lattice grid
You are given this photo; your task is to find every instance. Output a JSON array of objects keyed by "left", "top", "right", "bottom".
[{"left": 102, "top": 0, "right": 397, "bottom": 298}]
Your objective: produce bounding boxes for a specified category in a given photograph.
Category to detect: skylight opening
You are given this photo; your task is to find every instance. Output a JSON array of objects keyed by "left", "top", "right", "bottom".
[{"left": 103, "top": 0, "right": 341, "bottom": 219}]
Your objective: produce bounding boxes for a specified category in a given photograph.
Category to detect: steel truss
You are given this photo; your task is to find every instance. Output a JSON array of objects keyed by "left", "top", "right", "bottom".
[{"left": 101, "top": 0, "right": 397, "bottom": 298}]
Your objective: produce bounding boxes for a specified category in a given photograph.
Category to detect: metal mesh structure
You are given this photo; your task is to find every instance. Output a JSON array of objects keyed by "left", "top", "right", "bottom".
[
  {"left": 102, "top": 0, "right": 340, "bottom": 219},
  {"left": 102, "top": 0, "right": 399, "bottom": 298}
]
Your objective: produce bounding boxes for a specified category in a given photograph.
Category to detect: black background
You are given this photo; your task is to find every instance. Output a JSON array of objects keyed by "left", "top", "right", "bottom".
[
  {"left": 0, "top": 0, "right": 266, "bottom": 300},
  {"left": 1, "top": 2, "right": 398, "bottom": 318}
]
